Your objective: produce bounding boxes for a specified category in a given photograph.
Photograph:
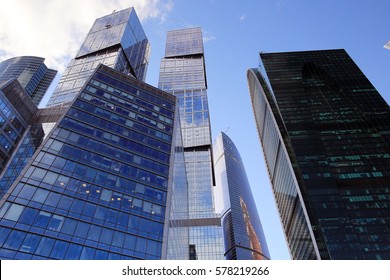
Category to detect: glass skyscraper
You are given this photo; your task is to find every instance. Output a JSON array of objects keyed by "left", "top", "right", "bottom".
[
  {"left": 159, "top": 27, "right": 224, "bottom": 259},
  {"left": 0, "top": 80, "right": 39, "bottom": 179},
  {"left": 0, "top": 57, "right": 56, "bottom": 196},
  {"left": 46, "top": 8, "right": 150, "bottom": 108},
  {"left": 0, "top": 64, "right": 182, "bottom": 260},
  {"left": 214, "top": 132, "right": 270, "bottom": 260},
  {"left": 0, "top": 56, "right": 57, "bottom": 106},
  {"left": 0, "top": 7, "right": 189, "bottom": 260},
  {"left": 247, "top": 49, "right": 390, "bottom": 259}
]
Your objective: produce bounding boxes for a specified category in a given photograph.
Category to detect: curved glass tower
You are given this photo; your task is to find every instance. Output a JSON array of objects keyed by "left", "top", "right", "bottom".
[
  {"left": 248, "top": 49, "right": 390, "bottom": 260},
  {"left": 214, "top": 132, "right": 270, "bottom": 260},
  {"left": 0, "top": 56, "right": 57, "bottom": 106}
]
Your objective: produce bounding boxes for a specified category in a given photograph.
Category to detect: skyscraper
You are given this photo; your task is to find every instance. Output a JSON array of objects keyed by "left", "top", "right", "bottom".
[
  {"left": 214, "top": 132, "right": 270, "bottom": 260},
  {"left": 0, "top": 55, "right": 56, "bottom": 195},
  {"left": 0, "top": 8, "right": 150, "bottom": 201},
  {"left": 0, "top": 80, "right": 38, "bottom": 178},
  {"left": 0, "top": 7, "right": 188, "bottom": 260},
  {"left": 247, "top": 49, "right": 390, "bottom": 260},
  {"left": 46, "top": 8, "right": 150, "bottom": 108},
  {"left": 0, "top": 56, "right": 57, "bottom": 106},
  {"left": 0, "top": 64, "right": 182, "bottom": 260},
  {"left": 159, "top": 27, "right": 224, "bottom": 259}
]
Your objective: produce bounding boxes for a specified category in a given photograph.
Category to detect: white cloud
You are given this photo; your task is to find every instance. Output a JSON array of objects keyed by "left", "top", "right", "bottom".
[
  {"left": 203, "top": 35, "right": 216, "bottom": 43},
  {"left": 0, "top": 0, "right": 173, "bottom": 72},
  {"left": 239, "top": 14, "right": 246, "bottom": 22},
  {"left": 203, "top": 30, "right": 216, "bottom": 44}
]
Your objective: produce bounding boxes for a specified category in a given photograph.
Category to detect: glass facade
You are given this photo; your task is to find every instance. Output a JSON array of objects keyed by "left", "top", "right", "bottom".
[
  {"left": 0, "top": 64, "right": 181, "bottom": 259},
  {"left": 0, "top": 80, "right": 38, "bottom": 181},
  {"left": 248, "top": 49, "right": 390, "bottom": 259},
  {"left": 159, "top": 27, "right": 224, "bottom": 259},
  {"left": 46, "top": 8, "right": 150, "bottom": 108},
  {"left": 0, "top": 56, "right": 57, "bottom": 106},
  {"left": 0, "top": 125, "right": 44, "bottom": 198},
  {"left": 214, "top": 132, "right": 270, "bottom": 260},
  {"left": 166, "top": 112, "right": 189, "bottom": 260}
]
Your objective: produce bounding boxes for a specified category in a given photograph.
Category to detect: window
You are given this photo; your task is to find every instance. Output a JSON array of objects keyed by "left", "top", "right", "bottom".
[
  {"left": 74, "top": 222, "right": 89, "bottom": 238},
  {"left": 48, "top": 215, "right": 64, "bottom": 231},
  {"left": 94, "top": 206, "right": 107, "bottom": 220},
  {"left": 80, "top": 247, "right": 95, "bottom": 259},
  {"left": 65, "top": 243, "right": 82, "bottom": 260},
  {"left": 100, "top": 189, "right": 112, "bottom": 202},
  {"left": 135, "top": 237, "right": 147, "bottom": 253},
  {"left": 112, "top": 231, "right": 125, "bottom": 247},
  {"left": 30, "top": 168, "right": 47, "bottom": 181},
  {"left": 61, "top": 218, "right": 77, "bottom": 235},
  {"left": 34, "top": 211, "right": 51, "bottom": 228},
  {"left": 20, "top": 234, "right": 40, "bottom": 253},
  {"left": 124, "top": 234, "right": 136, "bottom": 250},
  {"left": 45, "top": 192, "right": 61, "bottom": 207},
  {"left": 32, "top": 189, "right": 49, "bottom": 203},
  {"left": 49, "top": 240, "right": 69, "bottom": 259},
  {"left": 42, "top": 172, "right": 58, "bottom": 185},
  {"left": 87, "top": 224, "right": 102, "bottom": 241},
  {"left": 18, "top": 185, "right": 36, "bottom": 200},
  {"left": 4, "top": 204, "right": 25, "bottom": 222},
  {"left": 100, "top": 228, "right": 114, "bottom": 244},
  {"left": 19, "top": 207, "right": 38, "bottom": 225},
  {"left": 3, "top": 230, "right": 26, "bottom": 250},
  {"left": 35, "top": 237, "right": 55, "bottom": 257}
]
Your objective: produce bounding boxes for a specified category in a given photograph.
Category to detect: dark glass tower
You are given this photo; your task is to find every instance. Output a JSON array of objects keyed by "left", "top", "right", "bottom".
[
  {"left": 0, "top": 56, "right": 57, "bottom": 106},
  {"left": 214, "top": 132, "right": 270, "bottom": 260},
  {"left": 46, "top": 8, "right": 150, "bottom": 108},
  {"left": 0, "top": 64, "right": 181, "bottom": 259},
  {"left": 159, "top": 27, "right": 224, "bottom": 259},
  {"left": 248, "top": 49, "right": 390, "bottom": 259}
]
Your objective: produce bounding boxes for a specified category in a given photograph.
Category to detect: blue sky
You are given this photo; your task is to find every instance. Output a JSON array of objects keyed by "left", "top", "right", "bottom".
[{"left": 1, "top": 0, "right": 389, "bottom": 260}]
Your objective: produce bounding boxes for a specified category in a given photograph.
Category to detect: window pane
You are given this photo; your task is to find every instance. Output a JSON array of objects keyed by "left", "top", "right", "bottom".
[
  {"left": 4, "top": 230, "right": 26, "bottom": 250},
  {"left": 87, "top": 225, "right": 101, "bottom": 241},
  {"left": 0, "top": 227, "right": 11, "bottom": 246},
  {"left": 74, "top": 222, "right": 89, "bottom": 238},
  {"left": 124, "top": 234, "right": 136, "bottom": 250},
  {"left": 32, "top": 189, "right": 49, "bottom": 203},
  {"left": 50, "top": 240, "right": 69, "bottom": 259},
  {"left": 0, "top": 202, "right": 10, "bottom": 218},
  {"left": 100, "top": 228, "right": 113, "bottom": 244},
  {"left": 34, "top": 211, "right": 51, "bottom": 228},
  {"left": 18, "top": 185, "right": 36, "bottom": 200},
  {"left": 20, "top": 234, "right": 41, "bottom": 253},
  {"left": 4, "top": 204, "right": 25, "bottom": 221},
  {"left": 80, "top": 247, "right": 95, "bottom": 260},
  {"left": 30, "top": 168, "right": 47, "bottom": 181},
  {"left": 19, "top": 208, "right": 39, "bottom": 225},
  {"left": 43, "top": 172, "right": 58, "bottom": 185},
  {"left": 135, "top": 237, "right": 147, "bottom": 253},
  {"left": 61, "top": 219, "right": 77, "bottom": 235},
  {"left": 65, "top": 244, "right": 82, "bottom": 260},
  {"left": 48, "top": 215, "right": 64, "bottom": 231},
  {"left": 35, "top": 237, "right": 55, "bottom": 257}
]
